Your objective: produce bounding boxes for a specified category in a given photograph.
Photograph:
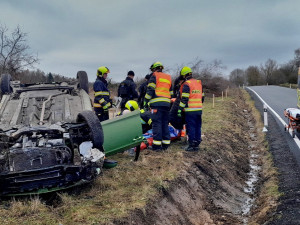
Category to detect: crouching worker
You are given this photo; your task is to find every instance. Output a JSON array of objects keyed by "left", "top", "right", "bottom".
[
  {"left": 119, "top": 100, "right": 152, "bottom": 134},
  {"left": 177, "top": 67, "right": 204, "bottom": 152}
]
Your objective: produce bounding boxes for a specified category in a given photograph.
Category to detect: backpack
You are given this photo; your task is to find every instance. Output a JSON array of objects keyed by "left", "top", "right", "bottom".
[{"left": 119, "top": 81, "right": 129, "bottom": 97}]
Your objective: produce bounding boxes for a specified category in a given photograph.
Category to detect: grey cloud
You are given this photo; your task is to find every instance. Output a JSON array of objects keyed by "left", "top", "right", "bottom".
[{"left": 1, "top": 0, "right": 300, "bottom": 82}]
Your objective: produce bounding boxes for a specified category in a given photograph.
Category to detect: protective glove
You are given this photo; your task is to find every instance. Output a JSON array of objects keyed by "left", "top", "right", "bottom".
[
  {"left": 103, "top": 105, "right": 109, "bottom": 113},
  {"left": 177, "top": 109, "right": 182, "bottom": 117}
]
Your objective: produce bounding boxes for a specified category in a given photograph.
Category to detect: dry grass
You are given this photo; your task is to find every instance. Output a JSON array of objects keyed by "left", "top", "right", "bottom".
[
  {"left": 279, "top": 83, "right": 297, "bottom": 89},
  {"left": 0, "top": 89, "right": 279, "bottom": 224}
]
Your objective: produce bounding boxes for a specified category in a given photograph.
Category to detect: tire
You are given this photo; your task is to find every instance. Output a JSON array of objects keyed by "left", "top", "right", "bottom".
[
  {"left": 0, "top": 74, "right": 12, "bottom": 94},
  {"left": 77, "top": 111, "right": 104, "bottom": 149},
  {"left": 292, "top": 130, "right": 296, "bottom": 138},
  {"left": 77, "top": 71, "right": 89, "bottom": 94}
]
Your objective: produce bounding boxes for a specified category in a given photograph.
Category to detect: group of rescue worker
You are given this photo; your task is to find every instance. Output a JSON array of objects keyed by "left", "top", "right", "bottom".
[{"left": 93, "top": 62, "right": 204, "bottom": 152}]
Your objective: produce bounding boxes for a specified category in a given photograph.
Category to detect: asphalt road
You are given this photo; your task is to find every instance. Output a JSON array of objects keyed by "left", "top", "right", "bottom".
[
  {"left": 248, "top": 85, "right": 297, "bottom": 124},
  {"left": 247, "top": 85, "right": 300, "bottom": 161}
]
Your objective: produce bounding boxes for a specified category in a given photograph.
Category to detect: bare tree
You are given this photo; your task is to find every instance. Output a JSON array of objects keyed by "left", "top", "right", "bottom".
[
  {"left": 246, "top": 66, "right": 263, "bottom": 86},
  {"left": 260, "top": 59, "right": 278, "bottom": 85},
  {"left": 229, "top": 68, "right": 246, "bottom": 86},
  {"left": 295, "top": 48, "right": 300, "bottom": 67},
  {"left": 0, "top": 24, "right": 39, "bottom": 75}
]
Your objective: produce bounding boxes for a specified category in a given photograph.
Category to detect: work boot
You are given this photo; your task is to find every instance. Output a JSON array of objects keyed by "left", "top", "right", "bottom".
[
  {"left": 193, "top": 146, "right": 200, "bottom": 151},
  {"left": 193, "top": 141, "right": 200, "bottom": 151},
  {"left": 162, "top": 144, "right": 169, "bottom": 151},
  {"left": 184, "top": 145, "right": 195, "bottom": 152},
  {"left": 152, "top": 145, "right": 162, "bottom": 152}
]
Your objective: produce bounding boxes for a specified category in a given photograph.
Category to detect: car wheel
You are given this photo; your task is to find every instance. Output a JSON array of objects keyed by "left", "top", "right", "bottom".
[
  {"left": 77, "top": 71, "right": 89, "bottom": 94},
  {"left": 77, "top": 110, "right": 104, "bottom": 150},
  {"left": 0, "top": 74, "right": 12, "bottom": 94}
]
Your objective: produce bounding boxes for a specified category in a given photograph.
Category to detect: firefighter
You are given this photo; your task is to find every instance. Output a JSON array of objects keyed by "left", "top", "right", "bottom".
[
  {"left": 118, "top": 70, "right": 139, "bottom": 111},
  {"left": 143, "top": 62, "right": 173, "bottom": 151},
  {"left": 123, "top": 100, "right": 152, "bottom": 134},
  {"left": 173, "top": 74, "right": 185, "bottom": 98},
  {"left": 138, "top": 74, "right": 151, "bottom": 108},
  {"left": 93, "top": 66, "right": 112, "bottom": 122},
  {"left": 177, "top": 66, "right": 204, "bottom": 151}
]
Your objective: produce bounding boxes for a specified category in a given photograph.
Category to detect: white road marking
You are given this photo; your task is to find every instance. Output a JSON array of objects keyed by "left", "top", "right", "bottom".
[{"left": 247, "top": 87, "right": 300, "bottom": 148}]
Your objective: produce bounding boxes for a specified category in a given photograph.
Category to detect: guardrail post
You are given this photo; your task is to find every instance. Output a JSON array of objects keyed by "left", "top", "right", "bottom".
[{"left": 262, "top": 104, "right": 268, "bottom": 132}]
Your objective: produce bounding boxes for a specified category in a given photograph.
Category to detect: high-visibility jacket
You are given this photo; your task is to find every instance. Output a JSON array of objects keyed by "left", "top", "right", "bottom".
[
  {"left": 180, "top": 79, "right": 203, "bottom": 112},
  {"left": 145, "top": 72, "right": 172, "bottom": 107},
  {"left": 93, "top": 77, "right": 111, "bottom": 109}
]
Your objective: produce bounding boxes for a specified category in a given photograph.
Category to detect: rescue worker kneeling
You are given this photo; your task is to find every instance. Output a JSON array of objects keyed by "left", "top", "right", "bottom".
[
  {"left": 177, "top": 67, "right": 204, "bottom": 152},
  {"left": 118, "top": 100, "right": 152, "bottom": 134}
]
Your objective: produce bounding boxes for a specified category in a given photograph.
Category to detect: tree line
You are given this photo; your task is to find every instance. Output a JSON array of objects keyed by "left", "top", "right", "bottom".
[
  {"left": 229, "top": 48, "right": 300, "bottom": 86},
  {"left": 2, "top": 23, "right": 299, "bottom": 96}
]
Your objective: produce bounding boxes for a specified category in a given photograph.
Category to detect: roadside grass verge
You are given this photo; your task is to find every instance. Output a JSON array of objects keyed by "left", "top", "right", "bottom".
[
  {"left": 0, "top": 89, "right": 277, "bottom": 224},
  {"left": 242, "top": 90, "right": 281, "bottom": 224},
  {"left": 279, "top": 83, "right": 297, "bottom": 89}
]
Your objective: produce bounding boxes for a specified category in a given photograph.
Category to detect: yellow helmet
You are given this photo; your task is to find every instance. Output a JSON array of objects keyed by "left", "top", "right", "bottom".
[
  {"left": 97, "top": 66, "right": 110, "bottom": 77},
  {"left": 152, "top": 61, "right": 164, "bottom": 70},
  {"left": 180, "top": 66, "right": 192, "bottom": 76},
  {"left": 125, "top": 100, "right": 139, "bottom": 111}
]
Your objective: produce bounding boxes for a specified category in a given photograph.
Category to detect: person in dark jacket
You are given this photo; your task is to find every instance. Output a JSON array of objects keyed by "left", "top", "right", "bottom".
[
  {"left": 143, "top": 62, "right": 173, "bottom": 151},
  {"left": 172, "top": 75, "right": 185, "bottom": 98},
  {"left": 138, "top": 74, "right": 151, "bottom": 108},
  {"left": 118, "top": 70, "right": 139, "bottom": 110},
  {"left": 93, "top": 66, "right": 112, "bottom": 122}
]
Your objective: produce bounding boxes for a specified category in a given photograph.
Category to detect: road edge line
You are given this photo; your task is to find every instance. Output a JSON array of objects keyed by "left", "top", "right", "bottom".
[{"left": 246, "top": 87, "right": 300, "bottom": 148}]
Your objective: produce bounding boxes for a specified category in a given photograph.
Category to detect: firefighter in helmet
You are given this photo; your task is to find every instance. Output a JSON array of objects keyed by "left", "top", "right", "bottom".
[
  {"left": 93, "top": 66, "right": 112, "bottom": 122},
  {"left": 143, "top": 62, "right": 173, "bottom": 151},
  {"left": 177, "top": 66, "right": 204, "bottom": 151}
]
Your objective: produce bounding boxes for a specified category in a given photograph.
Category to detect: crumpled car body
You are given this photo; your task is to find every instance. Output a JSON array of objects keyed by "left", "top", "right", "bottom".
[{"left": 0, "top": 72, "right": 105, "bottom": 196}]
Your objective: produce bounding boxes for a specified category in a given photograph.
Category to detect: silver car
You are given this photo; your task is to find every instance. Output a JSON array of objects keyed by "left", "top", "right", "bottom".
[{"left": 0, "top": 71, "right": 104, "bottom": 196}]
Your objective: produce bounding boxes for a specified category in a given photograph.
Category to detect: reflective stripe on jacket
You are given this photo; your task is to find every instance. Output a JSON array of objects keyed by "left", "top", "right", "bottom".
[
  {"left": 150, "top": 72, "right": 172, "bottom": 104},
  {"left": 180, "top": 79, "right": 203, "bottom": 112},
  {"left": 93, "top": 77, "right": 111, "bottom": 108}
]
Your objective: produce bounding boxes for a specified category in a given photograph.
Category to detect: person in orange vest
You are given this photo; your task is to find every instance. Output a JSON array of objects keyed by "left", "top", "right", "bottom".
[
  {"left": 143, "top": 62, "right": 173, "bottom": 151},
  {"left": 177, "top": 67, "right": 204, "bottom": 151}
]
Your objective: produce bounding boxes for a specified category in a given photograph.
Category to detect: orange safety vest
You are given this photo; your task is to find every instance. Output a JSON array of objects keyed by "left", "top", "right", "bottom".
[
  {"left": 180, "top": 79, "right": 203, "bottom": 111},
  {"left": 154, "top": 72, "right": 171, "bottom": 98}
]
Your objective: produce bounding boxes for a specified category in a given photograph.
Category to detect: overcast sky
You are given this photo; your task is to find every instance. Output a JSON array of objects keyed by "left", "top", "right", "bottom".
[{"left": 0, "top": 0, "right": 299, "bottom": 82}]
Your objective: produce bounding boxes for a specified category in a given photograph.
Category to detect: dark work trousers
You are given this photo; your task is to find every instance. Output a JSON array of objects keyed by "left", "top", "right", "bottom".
[
  {"left": 94, "top": 108, "right": 109, "bottom": 122},
  {"left": 185, "top": 111, "right": 202, "bottom": 146},
  {"left": 151, "top": 106, "right": 170, "bottom": 150},
  {"left": 120, "top": 97, "right": 129, "bottom": 111}
]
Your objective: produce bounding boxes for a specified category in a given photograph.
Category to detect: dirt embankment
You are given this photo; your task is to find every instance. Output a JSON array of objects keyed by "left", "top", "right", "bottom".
[{"left": 114, "top": 90, "right": 274, "bottom": 225}]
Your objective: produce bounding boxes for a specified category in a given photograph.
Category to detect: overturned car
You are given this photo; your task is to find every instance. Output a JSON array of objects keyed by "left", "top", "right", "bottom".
[{"left": 0, "top": 72, "right": 107, "bottom": 196}]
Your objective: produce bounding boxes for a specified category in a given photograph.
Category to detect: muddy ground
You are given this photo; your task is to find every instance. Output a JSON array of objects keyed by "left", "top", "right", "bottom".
[
  {"left": 112, "top": 90, "right": 271, "bottom": 225},
  {"left": 248, "top": 90, "right": 300, "bottom": 225}
]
